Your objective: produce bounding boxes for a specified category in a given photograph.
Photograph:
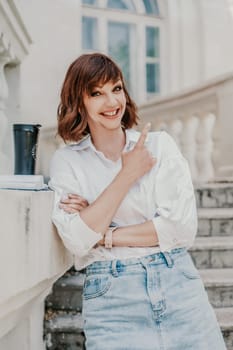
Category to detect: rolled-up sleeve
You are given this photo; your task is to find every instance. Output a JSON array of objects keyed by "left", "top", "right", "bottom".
[
  {"left": 152, "top": 132, "right": 198, "bottom": 252},
  {"left": 49, "top": 150, "right": 102, "bottom": 257}
]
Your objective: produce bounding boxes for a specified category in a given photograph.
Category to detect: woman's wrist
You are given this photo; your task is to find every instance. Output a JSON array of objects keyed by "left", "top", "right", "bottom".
[
  {"left": 112, "top": 226, "right": 126, "bottom": 247},
  {"left": 117, "top": 169, "right": 135, "bottom": 188},
  {"left": 112, "top": 222, "right": 159, "bottom": 247},
  {"left": 105, "top": 226, "right": 118, "bottom": 248},
  {"left": 98, "top": 221, "right": 159, "bottom": 248},
  {"left": 96, "top": 226, "right": 118, "bottom": 247}
]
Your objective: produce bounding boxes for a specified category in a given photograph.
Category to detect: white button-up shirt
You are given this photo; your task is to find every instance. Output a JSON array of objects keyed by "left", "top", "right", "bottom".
[{"left": 49, "top": 129, "right": 197, "bottom": 270}]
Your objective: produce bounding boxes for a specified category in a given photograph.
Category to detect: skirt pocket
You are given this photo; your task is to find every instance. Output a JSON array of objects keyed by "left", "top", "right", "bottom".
[
  {"left": 83, "top": 274, "right": 112, "bottom": 300},
  {"left": 174, "top": 252, "right": 201, "bottom": 280}
]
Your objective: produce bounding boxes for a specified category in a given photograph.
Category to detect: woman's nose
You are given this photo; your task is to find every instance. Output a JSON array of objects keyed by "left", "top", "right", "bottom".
[{"left": 105, "top": 93, "right": 118, "bottom": 106}]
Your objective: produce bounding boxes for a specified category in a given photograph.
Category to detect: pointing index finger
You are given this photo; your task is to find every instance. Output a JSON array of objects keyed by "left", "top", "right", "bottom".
[{"left": 135, "top": 122, "right": 151, "bottom": 148}]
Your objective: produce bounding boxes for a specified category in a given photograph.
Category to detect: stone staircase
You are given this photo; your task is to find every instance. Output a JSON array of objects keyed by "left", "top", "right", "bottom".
[
  {"left": 44, "top": 182, "right": 233, "bottom": 350},
  {"left": 190, "top": 183, "right": 233, "bottom": 350}
]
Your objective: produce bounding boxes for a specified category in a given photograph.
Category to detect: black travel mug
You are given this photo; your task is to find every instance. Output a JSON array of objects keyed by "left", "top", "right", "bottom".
[{"left": 13, "top": 124, "right": 42, "bottom": 175}]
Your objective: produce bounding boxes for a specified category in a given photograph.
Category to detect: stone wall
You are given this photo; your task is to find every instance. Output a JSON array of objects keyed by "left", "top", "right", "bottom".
[{"left": 0, "top": 189, "right": 73, "bottom": 350}]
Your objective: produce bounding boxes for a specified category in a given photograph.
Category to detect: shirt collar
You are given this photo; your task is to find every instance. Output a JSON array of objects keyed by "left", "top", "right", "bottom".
[
  {"left": 69, "top": 134, "right": 92, "bottom": 151},
  {"left": 69, "top": 128, "right": 148, "bottom": 151}
]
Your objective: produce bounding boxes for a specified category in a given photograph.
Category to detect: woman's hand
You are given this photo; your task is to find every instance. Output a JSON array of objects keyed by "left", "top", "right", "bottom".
[
  {"left": 121, "top": 123, "right": 156, "bottom": 184},
  {"left": 59, "top": 194, "right": 89, "bottom": 214},
  {"left": 97, "top": 235, "right": 105, "bottom": 246}
]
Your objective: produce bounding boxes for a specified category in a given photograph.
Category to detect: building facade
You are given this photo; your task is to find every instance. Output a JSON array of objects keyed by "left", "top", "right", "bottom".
[{"left": 1, "top": 0, "right": 233, "bottom": 349}]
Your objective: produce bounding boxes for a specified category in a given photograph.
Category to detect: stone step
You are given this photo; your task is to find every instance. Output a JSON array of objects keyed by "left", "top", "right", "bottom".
[
  {"left": 43, "top": 308, "right": 232, "bottom": 350},
  {"left": 44, "top": 311, "right": 85, "bottom": 350},
  {"left": 195, "top": 182, "right": 233, "bottom": 208},
  {"left": 200, "top": 268, "right": 233, "bottom": 308},
  {"left": 197, "top": 208, "right": 233, "bottom": 236},
  {"left": 189, "top": 236, "right": 233, "bottom": 268},
  {"left": 215, "top": 307, "right": 233, "bottom": 350},
  {"left": 45, "top": 273, "right": 85, "bottom": 311}
]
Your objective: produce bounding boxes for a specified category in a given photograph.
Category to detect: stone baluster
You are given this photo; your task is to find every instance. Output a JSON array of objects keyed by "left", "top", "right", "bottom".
[
  {"left": 196, "top": 113, "right": 216, "bottom": 182},
  {"left": 150, "top": 121, "right": 157, "bottom": 132},
  {"left": 168, "top": 119, "right": 183, "bottom": 150},
  {"left": 0, "top": 33, "right": 13, "bottom": 174},
  {"left": 156, "top": 121, "right": 168, "bottom": 132},
  {"left": 181, "top": 116, "right": 199, "bottom": 181}
]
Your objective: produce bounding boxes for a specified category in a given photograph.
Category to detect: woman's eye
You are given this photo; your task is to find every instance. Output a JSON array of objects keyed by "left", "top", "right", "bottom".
[
  {"left": 91, "top": 91, "right": 101, "bottom": 97},
  {"left": 114, "top": 85, "right": 123, "bottom": 92}
]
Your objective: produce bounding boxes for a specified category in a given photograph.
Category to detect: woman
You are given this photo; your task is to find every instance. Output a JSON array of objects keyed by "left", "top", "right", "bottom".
[{"left": 49, "top": 53, "right": 226, "bottom": 350}]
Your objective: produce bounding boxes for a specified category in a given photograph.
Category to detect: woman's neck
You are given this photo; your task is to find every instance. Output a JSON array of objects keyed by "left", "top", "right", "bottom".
[{"left": 91, "top": 128, "right": 126, "bottom": 161}]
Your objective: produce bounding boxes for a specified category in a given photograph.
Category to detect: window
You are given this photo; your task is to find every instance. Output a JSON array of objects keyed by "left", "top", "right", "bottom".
[
  {"left": 82, "top": 17, "right": 98, "bottom": 50},
  {"left": 107, "top": 0, "right": 136, "bottom": 11},
  {"left": 143, "top": 0, "right": 159, "bottom": 15},
  {"left": 146, "top": 27, "right": 159, "bottom": 57},
  {"left": 81, "top": 0, "right": 163, "bottom": 101},
  {"left": 108, "top": 22, "right": 131, "bottom": 88},
  {"left": 82, "top": 0, "right": 97, "bottom": 5},
  {"left": 146, "top": 26, "right": 160, "bottom": 93},
  {"left": 146, "top": 63, "right": 160, "bottom": 93}
]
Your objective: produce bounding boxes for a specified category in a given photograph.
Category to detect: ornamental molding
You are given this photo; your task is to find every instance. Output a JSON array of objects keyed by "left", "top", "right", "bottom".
[
  {"left": 0, "top": 32, "right": 16, "bottom": 64},
  {"left": 0, "top": 0, "right": 32, "bottom": 64}
]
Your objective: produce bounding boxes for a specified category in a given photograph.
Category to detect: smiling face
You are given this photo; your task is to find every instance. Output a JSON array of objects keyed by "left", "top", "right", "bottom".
[
  {"left": 58, "top": 53, "right": 139, "bottom": 143},
  {"left": 83, "top": 79, "right": 126, "bottom": 134}
]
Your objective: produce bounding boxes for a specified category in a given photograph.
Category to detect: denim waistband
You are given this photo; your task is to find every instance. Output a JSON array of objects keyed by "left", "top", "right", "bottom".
[{"left": 85, "top": 248, "right": 187, "bottom": 275}]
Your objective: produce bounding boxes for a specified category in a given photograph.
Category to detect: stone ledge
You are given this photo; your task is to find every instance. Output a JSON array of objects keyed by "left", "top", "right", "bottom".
[
  {"left": 53, "top": 273, "right": 85, "bottom": 290},
  {"left": 45, "top": 273, "right": 84, "bottom": 312},
  {"left": 0, "top": 189, "right": 72, "bottom": 348},
  {"left": 198, "top": 208, "right": 233, "bottom": 219},
  {"left": 0, "top": 189, "right": 72, "bottom": 303},
  {"left": 45, "top": 312, "right": 84, "bottom": 333},
  {"left": 190, "top": 236, "right": 233, "bottom": 250},
  {"left": 195, "top": 182, "right": 233, "bottom": 189},
  {"left": 215, "top": 308, "right": 233, "bottom": 331},
  {"left": 200, "top": 268, "right": 233, "bottom": 287}
]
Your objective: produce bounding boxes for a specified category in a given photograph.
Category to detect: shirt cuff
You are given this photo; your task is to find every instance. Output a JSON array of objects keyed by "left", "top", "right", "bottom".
[
  {"left": 152, "top": 216, "right": 179, "bottom": 252},
  {"left": 53, "top": 211, "right": 103, "bottom": 257}
]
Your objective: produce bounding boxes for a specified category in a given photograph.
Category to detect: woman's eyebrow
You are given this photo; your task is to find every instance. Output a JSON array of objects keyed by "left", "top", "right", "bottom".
[
  {"left": 89, "top": 80, "right": 122, "bottom": 91},
  {"left": 113, "top": 79, "right": 122, "bottom": 85},
  {"left": 91, "top": 84, "right": 103, "bottom": 90}
]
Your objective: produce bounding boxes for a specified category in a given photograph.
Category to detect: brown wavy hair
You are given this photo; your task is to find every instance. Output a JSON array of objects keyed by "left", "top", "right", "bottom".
[{"left": 57, "top": 53, "right": 139, "bottom": 142}]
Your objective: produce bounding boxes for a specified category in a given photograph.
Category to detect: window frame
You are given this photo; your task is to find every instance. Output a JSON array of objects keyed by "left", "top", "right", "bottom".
[{"left": 81, "top": 0, "right": 165, "bottom": 102}]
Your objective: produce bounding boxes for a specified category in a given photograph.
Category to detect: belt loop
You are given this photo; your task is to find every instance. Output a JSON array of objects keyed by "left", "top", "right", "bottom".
[
  {"left": 161, "top": 251, "right": 174, "bottom": 268},
  {"left": 111, "top": 260, "right": 119, "bottom": 277}
]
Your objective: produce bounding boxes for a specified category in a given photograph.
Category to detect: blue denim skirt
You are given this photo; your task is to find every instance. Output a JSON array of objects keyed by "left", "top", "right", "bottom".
[{"left": 82, "top": 248, "right": 226, "bottom": 350}]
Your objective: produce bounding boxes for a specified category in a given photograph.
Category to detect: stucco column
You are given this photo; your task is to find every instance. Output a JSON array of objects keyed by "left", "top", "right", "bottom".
[{"left": 0, "top": 35, "right": 11, "bottom": 173}]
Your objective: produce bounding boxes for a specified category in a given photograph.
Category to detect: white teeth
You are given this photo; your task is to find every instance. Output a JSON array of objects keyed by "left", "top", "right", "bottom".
[{"left": 103, "top": 110, "right": 118, "bottom": 116}]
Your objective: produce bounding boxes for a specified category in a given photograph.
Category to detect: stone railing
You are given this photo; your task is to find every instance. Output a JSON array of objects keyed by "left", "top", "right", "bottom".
[
  {"left": 0, "top": 189, "right": 73, "bottom": 350},
  {"left": 0, "top": 0, "right": 31, "bottom": 174},
  {"left": 139, "top": 73, "right": 233, "bottom": 183}
]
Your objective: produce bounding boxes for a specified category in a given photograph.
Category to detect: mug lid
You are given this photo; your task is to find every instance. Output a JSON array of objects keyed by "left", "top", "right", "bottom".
[{"left": 13, "top": 124, "right": 42, "bottom": 132}]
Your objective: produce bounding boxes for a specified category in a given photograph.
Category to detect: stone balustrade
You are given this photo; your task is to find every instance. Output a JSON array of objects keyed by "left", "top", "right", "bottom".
[
  {"left": 0, "top": 189, "right": 73, "bottom": 350},
  {"left": 139, "top": 74, "right": 233, "bottom": 183}
]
